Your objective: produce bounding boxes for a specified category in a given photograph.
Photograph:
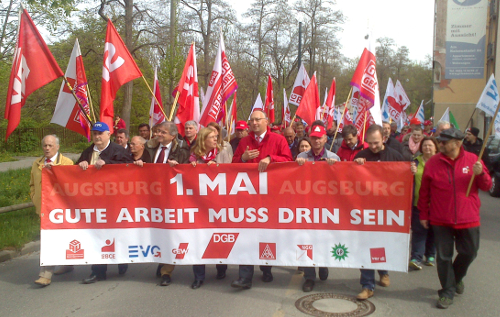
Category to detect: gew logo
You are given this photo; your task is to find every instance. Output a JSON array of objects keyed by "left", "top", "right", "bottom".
[
  {"left": 453, "top": 0, "right": 482, "bottom": 6},
  {"left": 129, "top": 245, "right": 161, "bottom": 258}
]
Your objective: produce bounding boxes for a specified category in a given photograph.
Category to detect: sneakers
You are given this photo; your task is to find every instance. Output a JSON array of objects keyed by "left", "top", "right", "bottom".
[
  {"left": 379, "top": 274, "right": 390, "bottom": 287},
  {"left": 409, "top": 259, "right": 423, "bottom": 270},
  {"left": 34, "top": 277, "right": 51, "bottom": 286},
  {"left": 456, "top": 281, "right": 465, "bottom": 294},
  {"left": 356, "top": 288, "right": 374, "bottom": 300},
  {"left": 436, "top": 297, "right": 453, "bottom": 309},
  {"left": 425, "top": 257, "right": 435, "bottom": 266}
]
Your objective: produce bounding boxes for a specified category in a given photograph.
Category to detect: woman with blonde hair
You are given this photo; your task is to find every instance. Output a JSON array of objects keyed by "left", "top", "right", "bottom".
[
  {"left": 189, "top": 127, "right": 228, "bottom": 288},
  {"left": 207, "top": 122, "right": 233, "bottom": 163}
]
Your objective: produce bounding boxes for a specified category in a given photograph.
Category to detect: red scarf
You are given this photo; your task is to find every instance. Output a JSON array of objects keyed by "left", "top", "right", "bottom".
[{"left": 200, "top": 149, "right": 217, "bottom": 163}]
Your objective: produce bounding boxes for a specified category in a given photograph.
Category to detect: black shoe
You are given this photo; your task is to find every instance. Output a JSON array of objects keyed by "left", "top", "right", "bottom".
[
  {"left": 82, "top": 274, "right": 105, "bottom": 284},
  {"left": 156, "top": 264, "right": 162, "bottom": 277},
  {"left": 231, "top": 278, "right": 252, "bottom": 289},
  {"left": 118, "top": 265, "right": 128, "bottom": 275},
  {"left": 191, "top": 280, "right": 203, "bottom": 289},
  {"left": 456, "top": 281, "right": 465, "bottom": 294},
  {"left": 216, "top": 271, "right": 226, "bottom": 280},
  {"left": 319, "top": 268, "right": 329, "bottom": 281},
  {"left": 160, "top": 275, "right": 172, "bottom": 286},
  {"left": 262, "top": 272, "right": 273, "bottom": 283},
  {"left": 302, "top": 279, "right": 315, "bottom": 292}
]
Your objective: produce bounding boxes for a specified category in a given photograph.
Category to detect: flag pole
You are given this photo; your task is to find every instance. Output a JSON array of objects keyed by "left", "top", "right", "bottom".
[
  {"left": 463, "top": 108, "right": 477, "bottom": 133},
  {"left": 225, "top": 101, "right": 230, "bottom": 142},
  {"left": 86, "top": 84, "right": 97, "bottom": 122},
  {"left": 63, "top": 77, "right": 93, "bottom": 125},
  {"left": 361, "top": 110, "right": 368, "bottom": 141},
  {"left": 466, "top": 104, "right": 500, "bottom": 196},
  {"left": 168, "top": 91, "right": 181, "bottom": 121},
  {"left": 329, "top": 87, "right": 352, "bottom": 152},
  {"left": 141, "top": 75, "right": 168, "bottom": 120}
]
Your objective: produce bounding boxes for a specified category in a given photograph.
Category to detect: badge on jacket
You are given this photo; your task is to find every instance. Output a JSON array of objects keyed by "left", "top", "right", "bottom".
[{"left": 463, "top": 166, "right": 470, "bottom": 174}]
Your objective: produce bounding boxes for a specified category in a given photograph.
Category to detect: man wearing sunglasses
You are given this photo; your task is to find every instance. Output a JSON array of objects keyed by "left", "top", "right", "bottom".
[{"left": 418, "top": 127, "right": 492, "bottom": 309}]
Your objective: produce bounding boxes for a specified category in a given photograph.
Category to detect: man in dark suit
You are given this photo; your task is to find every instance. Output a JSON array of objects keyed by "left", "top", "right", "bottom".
[
  {"left": 79, "top": 122, "right": 133, "bottom": 284},
  {"left": 146, "top": 121, "right": 189, "bottom": 286}
]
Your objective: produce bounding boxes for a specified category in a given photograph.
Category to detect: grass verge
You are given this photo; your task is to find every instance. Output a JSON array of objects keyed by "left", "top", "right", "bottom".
[{"left": 0, "top": 168, "right": 40, "bottom": 251}]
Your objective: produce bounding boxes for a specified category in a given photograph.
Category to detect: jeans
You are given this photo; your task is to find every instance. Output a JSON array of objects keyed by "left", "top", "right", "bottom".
[
  {"left": 432, "top": 225, "right": 480, "bottom": 299},
  {"left": 411, "top": 206, "right": 436, "bottom": 262},
  {"left": 360, "top": 269, "right": 388, "bottom": 290}
]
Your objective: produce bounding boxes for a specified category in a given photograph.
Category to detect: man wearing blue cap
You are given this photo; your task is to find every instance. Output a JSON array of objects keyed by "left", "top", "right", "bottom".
[{"left": 77, "top": 122, "right": 133, "bottom": 284}]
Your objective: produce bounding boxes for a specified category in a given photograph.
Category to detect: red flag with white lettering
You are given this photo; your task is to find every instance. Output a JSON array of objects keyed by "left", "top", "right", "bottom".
[
  {"left": 5, "top": 8, "right": 64, "bottom": 140},
  {"left": 149, "top": 67, "right": 165, "bottom": 129},
  {"left": 51, "top": 39, "right": 91, "bottom": 141},
  {"left": 350, "top": 47, "right": 377, "bottom": 111},
  {"left": 199, "top": 33, "right": 238, "bottom": 127},
  {"left": 264, "top": 74, "right": 275, "bottom": 122},
  {"left": 174, "top": 43, "right": 200, "bottom": 136},
  {"left": 295, "top": 73, "right": 320, "bottom": 126},
  {"left": 100, "top": 19, "right": 142, "bottom": 133}
]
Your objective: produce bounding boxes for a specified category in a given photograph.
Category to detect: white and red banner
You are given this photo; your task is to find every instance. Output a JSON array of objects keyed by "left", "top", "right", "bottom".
[
  {"left": 40, "top": 162, "right": 412, "bottom": 272},
  {"left": 51, "top": 39, "right": 91, "bottom": 141},
  {"left": 199, "top": 33, "right": 238, "bottom": 127},
  {"left": 5, "top": 8, "right": 64, "bottom": 140},
  {"left": 174, "top": 43, "right": 200, "bottom": 135},
  {"left": 289, "top": 63, "right": 310, "bottom": 107},
  {"left": 282, "top": 89, "right": 291, "bottom": 128},
  {"left": 100, "top": 19, "right": 142, "bottom": 133},
  {"left": 149, "top": 67, "right": 165, "bottom": 129}
]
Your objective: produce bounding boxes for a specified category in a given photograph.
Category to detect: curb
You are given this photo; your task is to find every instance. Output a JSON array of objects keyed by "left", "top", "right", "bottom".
[{"left": 0, "top": 240, "right": 40, "bottom": 263}]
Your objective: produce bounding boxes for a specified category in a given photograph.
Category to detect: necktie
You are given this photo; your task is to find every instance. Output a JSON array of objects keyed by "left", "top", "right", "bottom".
[
  {"left": 256, "top": 136, "right": 262, "bottom": 143},
  {"left": 156, "top": 146, "right": 166, "bottom": 163},
  {"left": 46, "top": 159, "right": 52, "bottom": 164}
]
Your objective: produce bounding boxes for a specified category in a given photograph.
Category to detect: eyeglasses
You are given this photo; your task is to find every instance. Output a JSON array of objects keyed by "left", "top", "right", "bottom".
[{"left": 249, "top": 118, "right": 266, "bottom": 122}]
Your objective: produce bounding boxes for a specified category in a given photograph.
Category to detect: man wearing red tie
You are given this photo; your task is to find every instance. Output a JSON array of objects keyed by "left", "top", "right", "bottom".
[{"left": 231, "top": 110, "right": 292, "bottom": 289}]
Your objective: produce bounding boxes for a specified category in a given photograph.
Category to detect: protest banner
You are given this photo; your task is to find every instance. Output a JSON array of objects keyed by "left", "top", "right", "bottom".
[{"left": 40, "top": 162, "right": 412, "bottom": 272}]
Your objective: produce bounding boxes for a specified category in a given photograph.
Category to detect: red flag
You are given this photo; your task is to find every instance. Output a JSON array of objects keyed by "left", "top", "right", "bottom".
[
  {"left": 295, "top": 72, "right": 320, "bottom": 126},
  {"left": 264, "top": 74, "right": 275, "bottom": 122},
  {"left": 51, "top": 39, "right": 91, "bottom": 141},
  {"left": 199, "top": 33, "right": 238, "bottom": 127},
  {"left": 149, "top": 67, "right": 165, "bottom": 128},
  {"left": 5, "top": 9, "right": 64, "bottom": 140},
  {"left": 100, "top": 19, "right": 142, "bottom": 133},
  {"left": 174, "top": 43, "right": 200, "bottom": 136},
  {"left": 325, "top": 78, "right": 336, "bottom": 129},
  {"left": 350, "top": 47, "right": 377, "bottom": 111}
]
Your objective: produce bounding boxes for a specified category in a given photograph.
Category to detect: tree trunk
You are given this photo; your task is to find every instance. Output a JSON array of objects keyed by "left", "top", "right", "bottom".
[{"left": 121, "top": 0, "right": 134, "bottom": 132}]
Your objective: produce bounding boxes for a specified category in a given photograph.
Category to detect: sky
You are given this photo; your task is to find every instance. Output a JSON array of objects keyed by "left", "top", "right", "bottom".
[{"left": 229, "top": 0, "right": 435, "bottom": 62}]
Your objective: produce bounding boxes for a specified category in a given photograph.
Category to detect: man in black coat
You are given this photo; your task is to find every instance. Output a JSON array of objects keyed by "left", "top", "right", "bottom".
[
  {"left": 353, "top": 124, "right": 404, "bottom": 300},
  {"left": 464, "top": 127, "right": 491, "bottom": 170},
  {"left": 78, "top": 122, "right": 133, "bottom": 284}
]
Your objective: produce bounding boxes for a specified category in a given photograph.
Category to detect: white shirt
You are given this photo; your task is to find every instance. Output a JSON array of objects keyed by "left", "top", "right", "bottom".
[
  {"left": 154, "top": 142, "right": 173, "bottom": 164},
  {"left": 255, "top": 131, "right": 267, "bottom": 143},
  {"left": 45, "top": 153, "right": 58, "bottom": 164},
  {"left": 93, "top": 140, "right": 111, "bottom": 153}
]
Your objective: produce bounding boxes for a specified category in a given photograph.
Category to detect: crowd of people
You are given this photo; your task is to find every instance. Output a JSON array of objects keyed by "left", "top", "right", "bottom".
[{"left": 29, "top": 112, "right": 492, "bottom": 309}]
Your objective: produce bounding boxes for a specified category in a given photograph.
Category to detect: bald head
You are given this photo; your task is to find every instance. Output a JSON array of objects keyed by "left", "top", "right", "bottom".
[{"left": 283, "top": 127, "right": 296, "bottom": 145}]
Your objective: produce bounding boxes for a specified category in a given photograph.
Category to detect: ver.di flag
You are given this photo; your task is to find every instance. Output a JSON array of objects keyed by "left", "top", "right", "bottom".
[
  {"left": 289, "top": 63, "right": 310, "bottom": 107},
  {"left": 51, "top": 39, "right": 91, "bottom": 141},
  {"left": 5, "top": 8, "right": 64, "bottom": 140},
  {"left": 474, "top": 74, "right": 500, "bottom": 137},
  {"left": 100, "top": 19, "right": 142, "bottom": 133}
]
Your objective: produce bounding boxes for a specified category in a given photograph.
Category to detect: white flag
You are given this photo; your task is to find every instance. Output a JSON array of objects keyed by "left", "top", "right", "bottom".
[
  {"left": 475, "top": 74, "right": 500, "bottom": 138},
  {"left": 248, "top": 93, "right": 264, "bottom": 120},
  {"left": 289, "top": 63, "right": 310, "bottom": 107}
]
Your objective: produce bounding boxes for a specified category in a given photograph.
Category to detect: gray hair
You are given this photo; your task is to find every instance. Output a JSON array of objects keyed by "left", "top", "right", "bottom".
[
  {"left": 42, "top": 134, "right": 60, "bottom": 146},
  {"left": 131, "top": 135, "right": 147, "bottom": 145},
  {"left": 437, "top": 120, "right": 450, "bottom": 129},
  {"left": 158, "top": 121, "right": 178, "bottom": 137},
  {"left": 185, "top": 120, "right": 198, "bottom": 130}
]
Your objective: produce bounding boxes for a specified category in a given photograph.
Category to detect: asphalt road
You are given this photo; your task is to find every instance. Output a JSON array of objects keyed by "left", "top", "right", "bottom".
[{"left": 1, "top": 191, "right": 499, "bottom": 317}]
